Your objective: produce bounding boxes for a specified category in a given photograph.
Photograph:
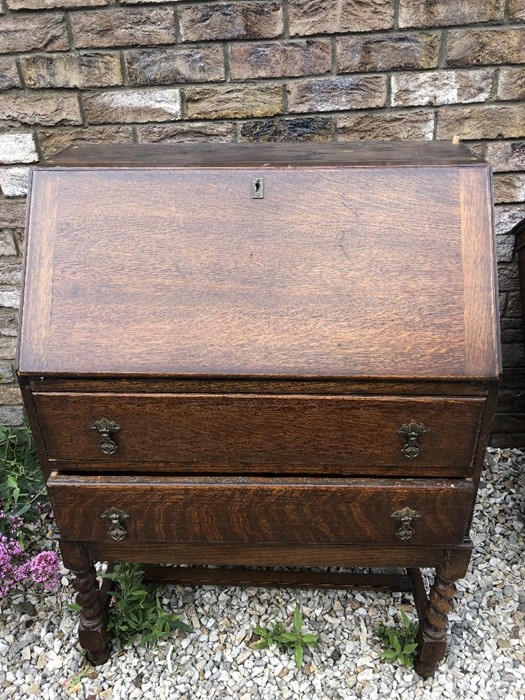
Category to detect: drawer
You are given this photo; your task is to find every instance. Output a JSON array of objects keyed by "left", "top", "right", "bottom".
[
  {"left": 34, "top": 392, "right": 484, "bottom": 476},
  {"left": 48, "top": 473, "right": 474, "bottom": 547}
]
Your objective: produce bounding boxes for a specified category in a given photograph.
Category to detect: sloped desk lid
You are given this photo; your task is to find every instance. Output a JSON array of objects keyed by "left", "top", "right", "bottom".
[{"left": 17, "top": 143, "right": 500, "bottom": 380}]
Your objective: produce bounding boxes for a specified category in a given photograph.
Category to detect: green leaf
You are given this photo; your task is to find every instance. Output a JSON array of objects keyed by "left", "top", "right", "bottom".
[
  {"left": 380, "top": 650, "right": 399, "bottom": 661},
  {"left": 66, "top": 603, "right": 82, "bottom": 612},
  {"left": 391, "top": 635, "right": 402, "bottom": 653},
  {"left": 301, "top": 633, "right": 319, "bottom": 645},
  {"left": 293, "top": 605, "right": 302, "bottom": 635},
  {"left": 403, "top": 642, "right": 418, "bottom": 654},
  {"left": 294, "top": 643, "right": 304, "bottom": 669}
]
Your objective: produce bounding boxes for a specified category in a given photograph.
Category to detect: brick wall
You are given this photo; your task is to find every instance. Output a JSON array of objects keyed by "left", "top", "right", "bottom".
[{"left": 0, "top": 0, "right": 524, "bottom": 444}]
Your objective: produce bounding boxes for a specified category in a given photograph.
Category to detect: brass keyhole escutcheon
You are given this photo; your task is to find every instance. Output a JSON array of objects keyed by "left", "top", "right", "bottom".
[
  {"left": 397, "top": 419, "right": 429, "bottom": 459},
  {"left": 91, "top": 417, "right": 121, "bottom": 455}
]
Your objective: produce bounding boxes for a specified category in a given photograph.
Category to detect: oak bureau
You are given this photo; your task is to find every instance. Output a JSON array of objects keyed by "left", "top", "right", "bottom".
[{"left": 16, "top": 142, "right": 501, "bottom": 677}]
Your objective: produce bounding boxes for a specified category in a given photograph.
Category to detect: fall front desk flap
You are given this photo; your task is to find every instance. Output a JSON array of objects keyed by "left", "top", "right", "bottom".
[{"left": 17, "top": 142, "right": 500, "bottom": 380}]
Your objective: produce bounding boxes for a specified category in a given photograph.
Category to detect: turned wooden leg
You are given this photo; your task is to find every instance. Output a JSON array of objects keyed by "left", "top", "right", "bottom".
[
  {"left": 414, "top": 547, "right": 472, "bottom": 679},
  {"left": 60, "top": 541, "right": 110, "bottom": 665}
]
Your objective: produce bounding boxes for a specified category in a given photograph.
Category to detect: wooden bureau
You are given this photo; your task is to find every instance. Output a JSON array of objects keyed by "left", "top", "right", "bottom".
[{"left": 16, "top": 142, "right": 501, "bottom": 677}]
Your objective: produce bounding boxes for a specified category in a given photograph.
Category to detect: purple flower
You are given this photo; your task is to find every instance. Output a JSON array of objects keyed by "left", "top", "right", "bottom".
[{"left": 27, "top": 551, "right": 60, "bottom": 592}]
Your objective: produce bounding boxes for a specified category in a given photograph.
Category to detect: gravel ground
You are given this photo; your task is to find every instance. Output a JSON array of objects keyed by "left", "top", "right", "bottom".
[{"left": 1, "top": 448, "right": 524, "bottom": 700}]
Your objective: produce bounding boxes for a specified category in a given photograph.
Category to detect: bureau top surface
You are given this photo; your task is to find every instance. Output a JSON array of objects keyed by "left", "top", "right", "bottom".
[
  {"left": 44, "top": 141, "right": 481, "bottom": 169},
  {"left": 18, "top": 143, "right": 500, "bottom": 380}
]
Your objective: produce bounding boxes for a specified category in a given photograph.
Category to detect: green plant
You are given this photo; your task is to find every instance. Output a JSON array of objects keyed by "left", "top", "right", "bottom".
[
  {"left": 373, "top": 611, "right": 418, "bottom": 669},
  {"left": 252, "top": 604, "right": 319, "bottom": 668},
  {"left": 104, "top": 562, "right": 192, "bottom": 649},
  {"left": 0, "top": 425, "right": 46, "bottom": 521}
]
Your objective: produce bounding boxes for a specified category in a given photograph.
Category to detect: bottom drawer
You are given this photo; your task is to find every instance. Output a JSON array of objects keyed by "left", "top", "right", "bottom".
[{"left": 48, "top": 474, "right": 474, "bottom": 547}]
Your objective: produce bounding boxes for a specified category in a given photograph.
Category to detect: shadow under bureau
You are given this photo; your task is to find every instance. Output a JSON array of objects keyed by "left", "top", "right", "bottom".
[{"left": 16, "top": 142, "right": 501, "bottom": 677}]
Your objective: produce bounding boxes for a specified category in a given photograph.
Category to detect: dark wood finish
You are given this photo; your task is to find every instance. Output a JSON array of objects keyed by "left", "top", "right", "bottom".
[
  {"left": 16, "top": 142, "right": 500, "bottom": 676},
  {"left": 48, "top": 473, "right": 475, "bottom": 546},
  {"left": 45, "top": 141, "right": 482, "bottom": 168},
  {"left": 86, "top": 541, "right": 473, "bottom": 569},
  {"left": 34, "top": 392, "right": 484, "bottom": 475},
  {"left": 142, "top": 566, "right": 415, "bottom": 592},
  {"left": 59, "top": 541, "right": 110, "bottom": 665}
]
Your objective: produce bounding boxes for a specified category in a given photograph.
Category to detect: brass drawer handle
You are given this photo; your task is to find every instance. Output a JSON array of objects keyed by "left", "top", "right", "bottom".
[
  {"left": 397, "top": 419, "right": 429, "bottom": 459},
  {"left": 391, "top": 507, "right": 421, "bottom": 541},
  {"left": 91, "top": 417, "right": 121, "bottom": 455},
  {"left": 101, "top": 507, "right": 130, "bottom": 541}
]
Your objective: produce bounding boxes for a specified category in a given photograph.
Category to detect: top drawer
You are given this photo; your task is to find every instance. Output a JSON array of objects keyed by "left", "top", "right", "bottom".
[{"left": 33, "top": 392, "right": 484, "bottom": 476}]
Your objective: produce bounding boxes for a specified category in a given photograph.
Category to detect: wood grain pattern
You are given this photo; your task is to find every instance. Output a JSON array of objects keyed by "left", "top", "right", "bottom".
[
  {"left": 27, "top": 377, "right": 491, "bottom": 397},
  {"left": 86, "top": 540, "right": 472, "bottom": 568},
  {"left": 45, "top": 141, "right": 482, "bottom": 168},
  {"left": 48, "top": 473, "right": 474, "bottom": 546},
  {"left": 459, "top": 168, "right": 501, "bottom": 380},
  {"left": 33, "top": 391, "right": 484, "bottom": 474},
  {"left": 17, "top": 165, "right": 499, "bottom": 379}
]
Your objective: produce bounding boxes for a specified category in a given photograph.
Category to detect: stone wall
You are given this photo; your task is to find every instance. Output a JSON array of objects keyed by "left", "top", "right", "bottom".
[{"left": 0, "top": 0, "right": 524, "bottom": 444}]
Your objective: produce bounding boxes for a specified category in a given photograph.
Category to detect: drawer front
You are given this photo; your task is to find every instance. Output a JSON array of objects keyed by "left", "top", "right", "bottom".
[
  {"left": 34, "top": 392, "right": 483, "bottom": 474},
  {"left": 48, "top": 474, "right": 474, "bottom": 547}
]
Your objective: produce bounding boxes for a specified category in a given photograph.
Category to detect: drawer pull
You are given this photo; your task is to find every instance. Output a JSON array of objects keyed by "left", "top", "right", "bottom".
[
  {"left": 91, "top": 418, "right": 121, "bottom": 455},
  {"left": 391, "top": 507, "right": 421, "bottom": 541},
  {"left": 100, "top": 507, "right": 130, "bottom": 541},
  {"left": 397, "top": 419, "right": 429, "bottom": 459}
]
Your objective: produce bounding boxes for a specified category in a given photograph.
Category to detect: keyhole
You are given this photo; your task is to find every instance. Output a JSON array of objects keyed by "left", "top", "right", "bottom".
[{"left": 252, "top": 177, "right": 264, "bottom": 198}]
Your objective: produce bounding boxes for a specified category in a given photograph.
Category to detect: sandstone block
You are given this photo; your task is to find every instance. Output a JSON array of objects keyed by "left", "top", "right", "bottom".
[
  {"left": 0, "top": 167, "right": 29, "bottom": 197},
  {"left": 0, "top": 13, "right": 68, "bottom": 54},
  {"left": 337, "top": 32, "right": 439, "bottom": 73},
  {"left": 436, "top": 105, "right": 525, "bottom": 140},
  {"left": 0, "top": 406, "right": 24, "bottom": 425},
  {"left": 509, "top": 0, "right": 525, "bottom": 21},
  {"left": 20, "top": 52, "right": 122, "bottom": 89},
  {"left": 498, "top": 263, "right": 520, "bottom": 292},
  {"left": 238, "top": 116, "right": 332, "bottom": 142},
  {"left": 392, "top": 69, "right": 493, "bottom": 107},
  {"left": 495, "top": 204, "right": 525, "bottom": 237},
  {"left": 37, "top": 126, "right": 133, "bottom": 159},
  {"left": 0, "top": 289, "right": 20, "bottom": 309},
  {"left": 496, "top": 234, "right": 518, "bottom": 263},
  {"left": 399, "top": 0, "right": 504, "bottom": 28},
  {"left": 498, "top": 67, "right": 525, "bottom": 101},
  {"left": 0, "top": 362, "right": 14, "bottom": 384},
  {"left": 230, "top": 40, "right": 331, "bottom": 80},
  {"left": 0, "top": 385, "right": 22, "bottom": 405},
  {"left": 494, "top": 174, "right": 525, "bottom": 204},
  {"left": 0, "top": 231, "right": 17, "bottom": 257},
  {"left": 0, "top": 133, "right": 38, "bottom": 164},
  {"left": 186, "top": 84, "right": 283, "bottom": 119},
  {"left": 0, "top": 336, "right": 17, "bottom": 360},
  {"left": 8, "top": 0, "right": 108, "bottom": 7},
  {"left": 485, "top": 141, "right": 525, "bottom": 172},
  {"left": 71, "top": 8, "right": 175, "bottom": 49},
  {"left": 289, "top": 0, "right": 394, "bottom": 36},
  {"left": 287, "top": 76, "right": 387, "bottom": 113},
  {"left": 337, "top": 110, "right": 434, "bottom": 141},
  {"left": 0, "top": 198, "right": 25, "bottom": 229},
  {"left": 83, "top": 88, "right": 181, "bottom": 124},
  {"left": 0, "top": 258, "right": 22, "bottom": 285},
  {"left": 446, "top": 28, "right": 525, "bottom": 66},
  {"left": 125, "top": 46, "right": 224, "bottom": 86},
  {"left": 0, "top": 58, "right": 21, "bottom": 90},
  {"left": 0, "top": 309, "right": 19, "bottom": 337},
  {"left": 179, "top": 2, "right": 282, "bottom": 42},
  {"left": 0, "top": 91, "right": 82, "bottom": 127},
  {"left": 136, "top": 122, "right": 235, "bottom": 143}
]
